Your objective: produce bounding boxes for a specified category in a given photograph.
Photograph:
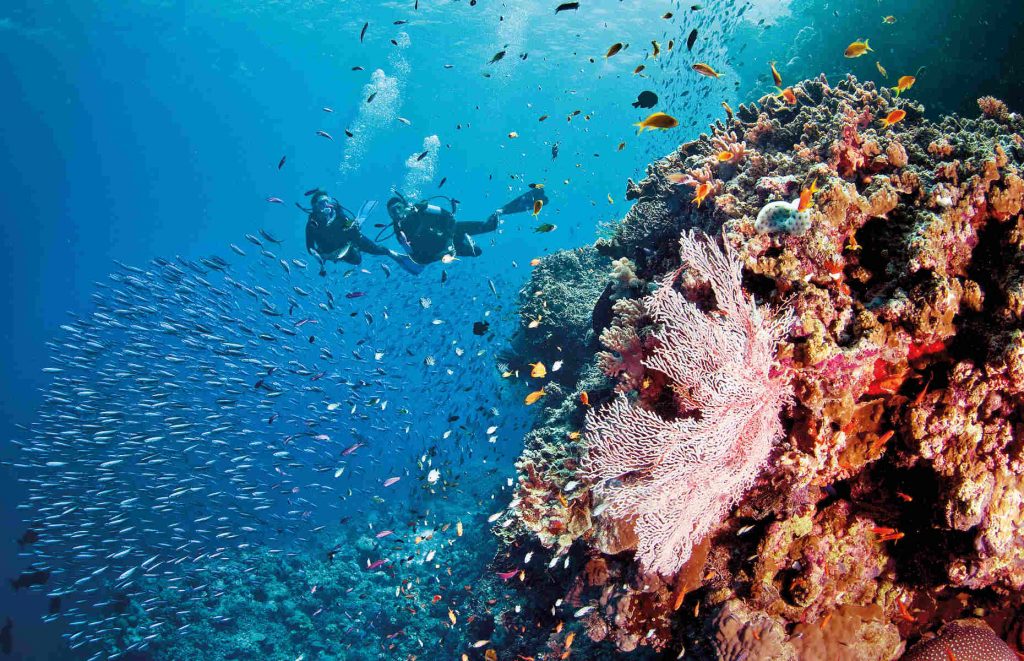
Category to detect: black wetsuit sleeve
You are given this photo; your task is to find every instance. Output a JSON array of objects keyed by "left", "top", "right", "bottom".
[
  {"left": 354, "top": 232, "right": 389, "bottom": 256},
  {"left": 306, "top": 222, "right": 318, "bottom": 255}
]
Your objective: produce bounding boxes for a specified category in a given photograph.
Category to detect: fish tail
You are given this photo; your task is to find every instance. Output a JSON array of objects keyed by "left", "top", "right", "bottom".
[
  {"left": 865, "top": 39, "right": 872, "bottom": 51},
  {"left": 634, "top": 123, "right": 645, "bottom": 134}
]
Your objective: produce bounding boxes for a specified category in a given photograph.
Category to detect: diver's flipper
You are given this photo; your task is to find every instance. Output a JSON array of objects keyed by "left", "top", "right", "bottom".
[
  {"left": 354, "top": 200, "right": 379, "bottom": 228},
  {"left": 499, "top": 188, "right": 550, "bottom": 215},
  {"left": 392, "top": 253, "right": 424, "bottom": 275}
]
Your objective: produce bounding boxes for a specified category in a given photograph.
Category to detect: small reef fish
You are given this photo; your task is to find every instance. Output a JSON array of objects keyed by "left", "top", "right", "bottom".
[
  {"left": 524, "top": 389, "right": 546, "bottom": 405},
  {"left": 778, "top": 87, "right": 797, "bottom": 105},
  {"left": 533, "top": 223, "right": 556, "bottom": 233},
  {"left": 693, "top": 182, "right": 713, "bottom": 207},
  {"left": 687, "top": 28, "right": 698, "bottom": 51},
  {"left": 880, "top": 109, "right": 906, "bottom": 128},
  {"left": 876, "top": 61, "right": 888, "bottom": 79},
  {"left": 382, "top": 476, "right": 401, "bottom": 487},
  {"left": 844, "top": 39, "right": 873, "bottom": 58},
  {"left": 316, "top": 130, "right": 333, "bottom": 140},
  {"left": 530, "top": 362, "right": 546, "bottom": 378},
  {"left": 650, "top": 40, "right": 660, "bottom": 58},
  {"left": 882, "top": 15, "right": 896, "bottom": 24},
  {"left": 892, "top": 75, "right": 915, "bottom": 96},
  {"left": 770, "top": 60, "right": 782, "bottom": 87},
  {"left": 495, "top": 569, "right": 518, "bottom": 581},
  {"left": 580, "top": 391, "right": 590, "bottom": 406},
  {"left": 604, "top": 43, "right": 623, "bottom": 58},
  {"left": 797, "top": 179, "right": 818, "bottom": 212},
  {"left": 532, "top": 199, "right": 544, "bottom": 217},
  {"left": 554, "top": 2, "right": 579, "bottom": 12},
  {"left": 634, "top": 112, "right": 678, "bottom": 133},
  {"left": 691, "top": 63, "right": 720, "bottom": 78}
]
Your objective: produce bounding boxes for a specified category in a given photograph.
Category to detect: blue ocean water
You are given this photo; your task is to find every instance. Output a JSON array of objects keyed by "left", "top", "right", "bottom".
[{"left": 0, "top": 0, "right": 1021, "bottom": 658}]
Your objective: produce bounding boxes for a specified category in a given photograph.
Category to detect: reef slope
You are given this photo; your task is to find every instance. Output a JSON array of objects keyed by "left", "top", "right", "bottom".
[{"left": 497, "top": 75, "right": 1024, "bottom": 659}]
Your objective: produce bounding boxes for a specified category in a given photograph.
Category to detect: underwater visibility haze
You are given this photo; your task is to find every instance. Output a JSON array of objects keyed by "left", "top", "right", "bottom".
[{"left": 2, "top": 0, "right": 1024, "bottom": 659}]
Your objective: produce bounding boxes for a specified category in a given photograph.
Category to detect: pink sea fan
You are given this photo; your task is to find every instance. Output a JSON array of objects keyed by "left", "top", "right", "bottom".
[{"left": 583, "top": 231, "right": 792, "bottom": 576}]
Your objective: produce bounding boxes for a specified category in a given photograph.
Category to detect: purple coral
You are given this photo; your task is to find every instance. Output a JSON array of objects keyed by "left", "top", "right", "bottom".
[{"left": 584, "top": 231, "right": 792, "bottom": 575}]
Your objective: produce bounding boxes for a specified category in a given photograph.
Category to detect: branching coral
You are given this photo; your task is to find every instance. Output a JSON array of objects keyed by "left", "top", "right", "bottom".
[
  {"left": 711, "top": 130, "right": 749, "bottom": 165},
  {"left": 584, "top": 231, "right": 792, "bottom": 576}
]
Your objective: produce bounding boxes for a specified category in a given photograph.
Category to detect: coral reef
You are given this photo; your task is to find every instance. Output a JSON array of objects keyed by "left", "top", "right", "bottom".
[{"left": 498, "top": 75, "right": 1024, "bottom": 659}]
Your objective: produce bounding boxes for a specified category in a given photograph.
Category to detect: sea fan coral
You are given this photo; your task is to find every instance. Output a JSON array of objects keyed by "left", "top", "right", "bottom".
[{"left": 583, "top": 231, "right": 792, "bottom": 575}]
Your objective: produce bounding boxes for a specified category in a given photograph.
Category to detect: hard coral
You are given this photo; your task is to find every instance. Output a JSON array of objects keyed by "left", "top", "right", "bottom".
[{"left": 902, "top": 619, "right": 1017, "bottom": 660}]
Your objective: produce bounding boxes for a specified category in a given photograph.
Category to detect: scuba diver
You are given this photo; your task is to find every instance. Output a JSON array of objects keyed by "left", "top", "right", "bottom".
[
  {"left": 383, "top": 188, "right": 549, "bottom": 268},
  {"left": 300, "top": 189, "right": 422, "bottom": 275}
]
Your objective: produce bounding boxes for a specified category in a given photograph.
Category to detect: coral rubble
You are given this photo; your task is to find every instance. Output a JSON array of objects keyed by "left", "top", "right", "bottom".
[{"left": 498, "top": 75, "right": 1024, "bottom": 659}]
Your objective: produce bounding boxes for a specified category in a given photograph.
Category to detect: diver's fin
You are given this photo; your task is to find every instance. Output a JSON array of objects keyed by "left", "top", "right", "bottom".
[
  {"left": 392, "top": 253, "right": 424, "bottom": 275},
  {"left": 354, "top": 200, "right": 378, "bottom": 228},
  {"left": 499, "top": 188, "right": 549, "bottom": 215}
]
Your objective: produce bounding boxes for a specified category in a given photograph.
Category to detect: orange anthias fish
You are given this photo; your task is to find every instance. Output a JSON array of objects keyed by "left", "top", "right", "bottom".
[
  {"left": 844, "top": 39, "right": 873, "bottom": 58},
  {"left": 525, "top": 388, "right": 546, "bottom": 405},
  {"left": 892, "top": 75, "right": 915, "bottom": 96},
  {"left": 693, "top": 182, "right": 713, "bottom": 207},
  {"left": 692, "top": 62, "right": 720, "bottom": 78},
  {"left": 634, "top": 112, "right": 679, "bottom": 133},
  {"left": 797, "top": 178, "right": 818, "bottom": 212},
  {"left": 717, "top": 150, "right": 734, "bottom": 162},
  {"left": 579, "top": 391, "right": 590, "bottom": 406},
  {"left": 880, "top": 109, "right": 906, "bottom": 128},
  {"left": 532, "top": 199, "right": 544, "bottom": 217},
  {"left": 777, "top": 87, "right": 797, "bottom": 105},
  {"left": 530, "top": 362, "right": 547, "bottom": 378},
  {"left": 769, "top": 60, "right": 782, "bottom": 87}
]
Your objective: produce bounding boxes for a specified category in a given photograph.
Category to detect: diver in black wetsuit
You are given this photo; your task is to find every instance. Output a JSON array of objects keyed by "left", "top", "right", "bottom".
[
  {"left": 302, "top": 190, "right": 421, "bottom": 275},
  {"left": 384, "top": 188, "right": 548, "bottom": 268}
]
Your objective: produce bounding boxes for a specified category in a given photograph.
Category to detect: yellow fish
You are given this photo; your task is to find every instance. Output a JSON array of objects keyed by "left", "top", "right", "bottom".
[
  {"left": 651, "top": 40, "right": 661, "bottom": 58},
  {"left": 532, "top": 199, "right": 544, "bottom": 217},
  {"left": 770, "top": 60, "right": 782, "bottom": 87},
  {"left": 691, "top": 62, "right": 720, "bottom": 78},
  {"left": 717, "top": 150, "right": 734, "bottom": 162},
  {"left": 876, "top": 61, "right": 888, "bottom": 79},
  {"left": 456, "top": 520, "right": 463, "bottom": 537},
  {"left": 882, "top": 15, "right": 896, "bottom": 24},
  {"left": 634, "top": 111, "right": 679, "bottom": 133},
  {"left": 525, "top": 388, "right": 546, "bottom": 405},
  {"left": 530, "top": 362, "right": 547, "bottom": 378},
  {"left": 449, "top": 609, "right": 457, "bottom": 625},
  {"left": 844, "top": 39, "right": 873, "bottom": 58},
  {"left": 892, "top": 75, "right": 915, "bottom": 96}
]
